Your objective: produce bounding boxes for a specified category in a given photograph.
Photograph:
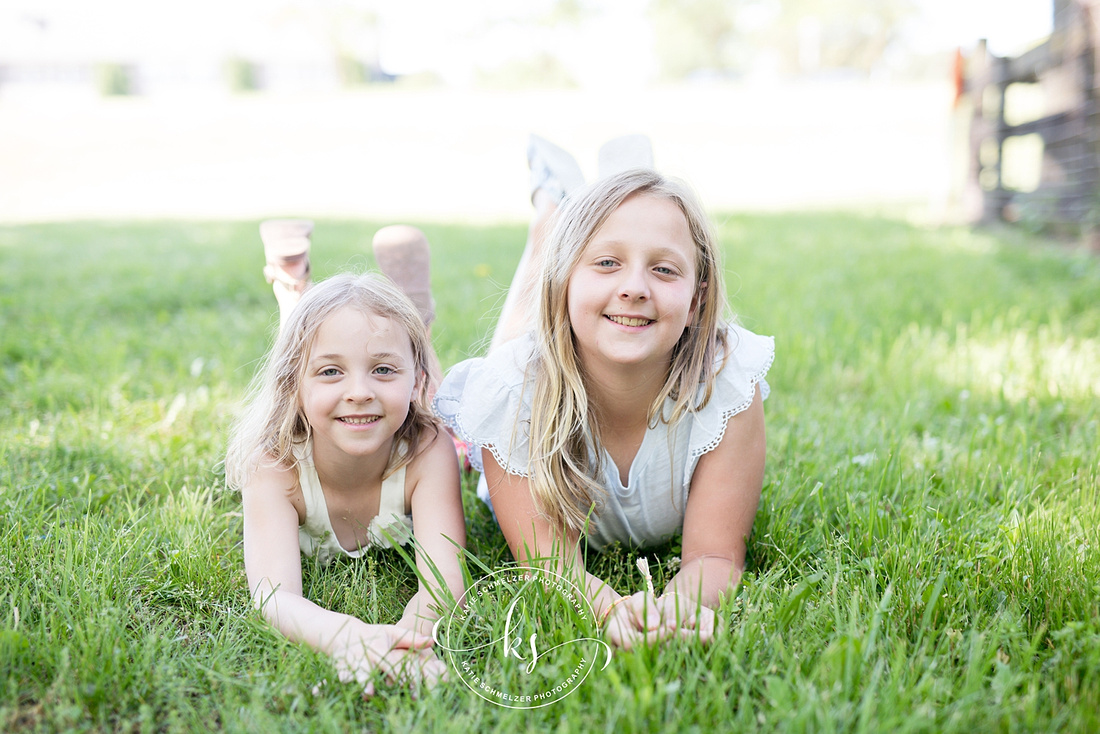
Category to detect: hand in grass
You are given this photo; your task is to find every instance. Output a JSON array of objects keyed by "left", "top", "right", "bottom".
[
  {"left": 329, "top": 622, "right": 436, "bottom": 696},
  {"left": 602, "top": 591, "right": 674, "bottom": 649},
  {"left": 396, "top": 602, "right": 441, "bottom": 638},
  {"left": 603, "top": 592, "right": 716, "bottom": 648},
  {"left": 396, "top": 647, "right": 450, "bottom": 689},
  {"left": 654, "top": 592, "right": 716, "bottom": 644}
]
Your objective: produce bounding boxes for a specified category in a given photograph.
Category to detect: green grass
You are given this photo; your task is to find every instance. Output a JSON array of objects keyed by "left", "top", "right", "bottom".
[{"left": 1, "top": 214, "right": 1098, "bottom": 732}]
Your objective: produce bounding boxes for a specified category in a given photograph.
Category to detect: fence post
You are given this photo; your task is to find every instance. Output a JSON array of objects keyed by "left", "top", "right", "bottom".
[{"left": 965, "top": 41, "right": 1012, "bottom": 223}]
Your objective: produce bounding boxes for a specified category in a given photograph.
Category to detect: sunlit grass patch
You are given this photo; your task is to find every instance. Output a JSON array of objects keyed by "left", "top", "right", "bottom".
[{"left": 876, "top": 312, "right": 1100, "bottom": 405}]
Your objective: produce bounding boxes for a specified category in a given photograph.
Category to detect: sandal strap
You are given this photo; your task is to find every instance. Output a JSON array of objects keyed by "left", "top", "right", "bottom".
[{"left": 263, "top": 258, "right": 311, "bottom": 291}]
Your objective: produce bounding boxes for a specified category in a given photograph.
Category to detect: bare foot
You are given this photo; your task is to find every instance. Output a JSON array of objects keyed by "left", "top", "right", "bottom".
[
  {"left": 372, "top": 225, "right": 435, "bottom": 329},
  {"left": 371, "top": 225, "right": 442, "bottom": 391}
]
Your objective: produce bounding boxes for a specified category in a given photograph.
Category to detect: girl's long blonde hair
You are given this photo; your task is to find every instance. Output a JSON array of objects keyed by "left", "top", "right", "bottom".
[
  {"left": 225, "top": 271, "right": 439, "bottom": 490},
  {"left": 527, "top": 168, "right": 729, "bottom": 534}
]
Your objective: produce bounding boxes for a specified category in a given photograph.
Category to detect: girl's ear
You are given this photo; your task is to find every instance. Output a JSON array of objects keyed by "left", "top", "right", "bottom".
[
  {"left": 689, "top": 280, "right": 708, "bottom": 324},
  {"left": 414, "top": 365, "right": 430, "bottom": 403}
]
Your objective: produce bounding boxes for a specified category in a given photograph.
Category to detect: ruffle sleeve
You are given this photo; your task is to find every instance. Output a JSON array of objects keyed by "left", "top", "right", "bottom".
[
  {"left": 684, "top": 322, "right": 775, "bottom": 464},
  {"left": 433, "top": 333, "right": 538, "bottom": 476}
]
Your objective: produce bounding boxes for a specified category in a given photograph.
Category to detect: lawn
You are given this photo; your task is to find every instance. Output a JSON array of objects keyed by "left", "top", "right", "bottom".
[{"left": 1, "top": 214, "right": 1098, "bottom": 732}]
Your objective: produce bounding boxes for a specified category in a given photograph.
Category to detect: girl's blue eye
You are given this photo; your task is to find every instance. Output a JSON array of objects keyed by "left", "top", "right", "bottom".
[
  {"left": 597, "top": 259, "right": 616, "bottom": 267},
  {"left": 320, "top": 367, "right": 340, "bottom": 377},
  {"left": 655, "top": 266, "right": 674, "bottom": 275},
  {"left": 374, "top": 366, "right": 396, "bottom": 376}
]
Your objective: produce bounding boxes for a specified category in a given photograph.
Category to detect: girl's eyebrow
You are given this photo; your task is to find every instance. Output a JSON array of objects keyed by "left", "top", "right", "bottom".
[
  {"left": 649, "top": 246, "right": 691, "bottom": 260},
  {"left": 309, "top": 351, "right": 408, "bottom": 363},
  {"left": 308, "top": 353, "right": 345, "bottom": 363},
  {"left": 367, "top": 351, "right": 409, "bottom": 362},
  {"left": 587, "top": 241, "right": 691, "bottom": 261}
]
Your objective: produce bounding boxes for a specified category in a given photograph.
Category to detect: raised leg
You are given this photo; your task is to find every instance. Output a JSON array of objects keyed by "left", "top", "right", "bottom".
[
  {"left": 259, "top": 218, "right": 313, "bottom": 331},
  {"left": 490, "top": 135, "right": 585, "bottom": 350},
  {"left": 372, "top": 225, "right": 442, "bottom": 390}
]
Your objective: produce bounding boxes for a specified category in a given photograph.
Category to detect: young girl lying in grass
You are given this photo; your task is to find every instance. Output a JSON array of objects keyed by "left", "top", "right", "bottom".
[
  {"left": 226, "top": 223, "right": 465, "bottom": 693},
  {"left": 435, "top": 137, "right": 773, "bottom": 649}
]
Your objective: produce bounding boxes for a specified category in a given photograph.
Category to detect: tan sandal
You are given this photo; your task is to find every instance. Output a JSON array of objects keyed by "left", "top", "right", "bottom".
[{"left": 260, "top": 219, "right": 313, "bottom": 292}]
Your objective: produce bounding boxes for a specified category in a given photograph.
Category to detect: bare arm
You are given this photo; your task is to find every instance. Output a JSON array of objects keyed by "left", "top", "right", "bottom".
[
  {"left": 664, "top": 385, "right": 766, "bottom": 611},
  {"left": 241, "top": 459, "right": 431, "bottom": 689},
  {"left": 397, "top": 429, "right": 468, "bottom": 635},
  {"left": 483, "top": 450, "right": 667, "bottom": 647}
]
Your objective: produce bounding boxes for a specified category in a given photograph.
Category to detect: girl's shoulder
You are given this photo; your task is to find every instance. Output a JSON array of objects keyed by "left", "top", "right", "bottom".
[
  {"left": 715, "top": 323, "right": 774, "bottom": 397},
  {"left": 403, "top": 425, "right": 459, "bottom": 477},
  {"left": 439, "top": 333, "right": 535, "bottom": 389},
  {"left": 238, "top": 447, "right": 306, "bottom": 521},
  {"left": 435, "top": 333, "right": 536, "bottom": 418},
  {"left": 241, "top": 446, "right": 303, "bottom": 486},
  {"left": 681, "top": 323, "right": 774, "bottom": 458},
  {"left": 434, "top": 333, "right": 538, "bottom": 476},
  {"left": 401, "top": 424, "right": 461, "bottom": 504}
]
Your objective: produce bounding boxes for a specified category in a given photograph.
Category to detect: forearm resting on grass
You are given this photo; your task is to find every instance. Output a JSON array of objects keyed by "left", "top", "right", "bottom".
[
  {"left": 485, "top": 452, "right": 682, "bottom": 646},
  {"left": 504, "top": 534, "right": 621, "bottom": 616},
  {"left": 251, "top": 582, "right": 433, "bottom": 683}
]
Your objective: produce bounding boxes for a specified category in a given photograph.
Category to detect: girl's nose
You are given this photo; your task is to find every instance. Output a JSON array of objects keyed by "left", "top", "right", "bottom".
[
  {"left": 618, "top": 266, "right": 649, "bottom": 300},
  {"left": 344, "top": 374, "right": 374, "bottom": 402}
]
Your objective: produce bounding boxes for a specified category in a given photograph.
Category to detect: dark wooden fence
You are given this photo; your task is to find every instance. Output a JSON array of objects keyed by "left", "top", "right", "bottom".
[{"left": 963, "top": 0, "right": 1100, "bottom": 244}]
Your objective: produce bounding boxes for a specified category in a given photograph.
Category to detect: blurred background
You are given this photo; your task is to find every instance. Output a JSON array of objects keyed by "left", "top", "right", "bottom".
[{"left": 0, "top": 0, "right": 1053, "bottom": 224}]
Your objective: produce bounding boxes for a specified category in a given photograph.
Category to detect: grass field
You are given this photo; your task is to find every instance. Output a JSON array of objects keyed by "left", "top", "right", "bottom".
[{"left": 1, "top": 214, "right": 1098, "bottom": 732}]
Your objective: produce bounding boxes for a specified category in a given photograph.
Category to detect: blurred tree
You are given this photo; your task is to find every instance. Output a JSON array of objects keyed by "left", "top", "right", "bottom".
[
  {"left": 651, "top": 0, "right": 741, "bottom": 80},
  {"left": 768, "top": 0, "right": 917, "bottom": 74},
  {"left": 545, "top": 0, "right": 590, "bottom": 25},
  {"left": 649, "top": 0, "right": 918, "bottom": 80},
  {"left": 470, "top": 0, "right": 595, "bottom": 88},
  {"left": 275, "top": 0, "right": 387, "bottom": 85}
]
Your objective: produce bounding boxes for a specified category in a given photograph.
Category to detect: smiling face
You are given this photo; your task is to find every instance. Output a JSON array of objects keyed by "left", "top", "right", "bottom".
[
  {"left": 565, "top": 192, "right": 700, "bottom": 376},
  {"left": 298, "top": 306, "right": 418, "bottom": 465}
]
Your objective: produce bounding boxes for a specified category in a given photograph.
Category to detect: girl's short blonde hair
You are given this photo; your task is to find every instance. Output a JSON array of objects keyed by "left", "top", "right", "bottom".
[
  {"left": 527, "top": 168, "right": 730, "bottom": 534},
  {"left": 226, "top": 271, "right": 438, "bottom": 490}
]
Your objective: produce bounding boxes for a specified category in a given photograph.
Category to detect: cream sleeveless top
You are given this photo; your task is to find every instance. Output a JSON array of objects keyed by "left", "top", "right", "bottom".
[{"left": 293, "top": 441, "right": 414, "bottom": 564}]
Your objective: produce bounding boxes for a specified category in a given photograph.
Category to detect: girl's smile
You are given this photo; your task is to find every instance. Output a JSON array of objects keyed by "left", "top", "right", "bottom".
[
  {"left": 337, "top": 415, "right": 382, "bottom": 426},
  {"left": 566, "top": 192, "right": 699, "bottom": 374},
  {"left": 605, "top": 314, "right": 653, "bottom": 327}
]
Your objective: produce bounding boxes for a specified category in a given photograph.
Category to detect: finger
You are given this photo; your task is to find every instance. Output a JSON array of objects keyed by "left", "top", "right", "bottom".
[
  {"left": 406, "top": 633, "right": 435, "bottom": 650},
  {"left": 674, "top": 625, "right": 713, "bottom": 644},
  {"left": 686, "top": 623, "right": 714, "bottom": 642},
  {"left": 644, "top": 625, "right": 680, "bottom": 646},
  {"left": 605, "top": 621, "right": 637, "bottom": 647},
  {"left": 610, "top": 630, "right": 636, "bottom": 650},
  {"left": 604, "top": 624, "right": 630, "bottom": 649},
  {"left": 419, "top": 656, "right": 449, "bottom": 687},
  {"left": 386, "top": 648, "right": 429, "bottom": 689},
  {"left": 671, "top": 606, "right": 695, "bottom": 629},
  {"left": 631, "top": 592, "right": 663, "bottom": 631},
  {"left": 612, "top": 622, "right": 653, "bottom": 650},
  {"left": 386, "top": 627, "right": 436, "bottom": 651}
]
